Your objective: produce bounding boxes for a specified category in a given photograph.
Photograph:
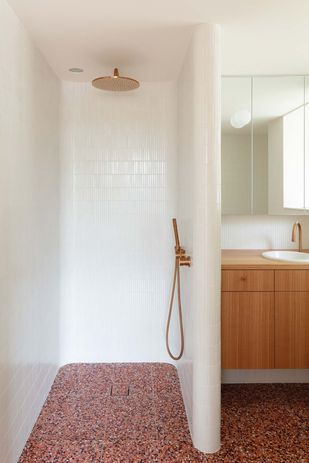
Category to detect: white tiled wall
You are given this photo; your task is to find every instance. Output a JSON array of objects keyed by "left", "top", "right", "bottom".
[
  {"left": 0, "top": 1, "right": 60, "bottom": 462},
  {"left": 222, "top": 215, "right": 309, "bottom": 249},
  {"left": 177, "top": 25, "right": 221, "bottom": 453},
  {"left": 59, "top": 81, "right": 178, "bottom": 364}
]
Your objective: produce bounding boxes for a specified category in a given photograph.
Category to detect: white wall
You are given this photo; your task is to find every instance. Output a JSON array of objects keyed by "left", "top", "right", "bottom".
[
  {"left": 0, "top": 1, "right": 60, "bottom": 462},
  {"left": 60, "top": 81, "right": 178, "bottom": 364},
  {"left": 177, "top": 24, "right": 221, "bottom": 453},
  {"left": 222, "top": 215, "right": 309, "bottom": 249}
]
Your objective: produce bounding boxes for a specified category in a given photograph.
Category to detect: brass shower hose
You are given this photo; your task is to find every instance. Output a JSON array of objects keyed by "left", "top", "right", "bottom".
[
  {"left": 165, "top": 256, "right": 184, "bottom": 360},
  {"left": 166, "top": 219, "right": 191, "bottom": 361}
]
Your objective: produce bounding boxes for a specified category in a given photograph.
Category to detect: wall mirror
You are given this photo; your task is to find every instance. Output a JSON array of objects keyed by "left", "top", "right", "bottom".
[{"left": 222, "top": 76, "right": 309, "bottom": 215}]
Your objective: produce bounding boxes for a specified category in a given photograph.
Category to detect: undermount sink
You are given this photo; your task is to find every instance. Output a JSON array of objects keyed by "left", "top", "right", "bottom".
[{"left": 262, "top": 250, "right": 309, "bottom": 263}]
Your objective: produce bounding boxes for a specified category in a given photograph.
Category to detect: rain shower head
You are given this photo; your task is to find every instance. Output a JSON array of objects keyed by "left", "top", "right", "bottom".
[{"left": 92, "top": 68, "right": 140, "bottom": 91}]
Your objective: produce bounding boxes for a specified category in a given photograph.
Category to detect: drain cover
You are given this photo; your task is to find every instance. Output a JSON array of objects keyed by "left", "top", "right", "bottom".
[{"left": 110, "top": 384, "right": 130, "bottom": 397}]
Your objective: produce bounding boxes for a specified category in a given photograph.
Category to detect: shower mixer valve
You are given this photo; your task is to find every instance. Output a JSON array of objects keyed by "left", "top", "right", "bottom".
[
  {"left": 173, "top": 218, "right": 191, "bottom": 266},
  {"left": 175, "top": 246, "right": 191, "bottom": 266}
]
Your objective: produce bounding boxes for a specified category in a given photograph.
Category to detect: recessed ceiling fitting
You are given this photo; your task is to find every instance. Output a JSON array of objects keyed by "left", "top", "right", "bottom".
[
  {"left": 69, "top": 67, "right": 84, "bottom": 73},
  {"left": 92, "top": 68, "right": 140, "bottom": 92}
]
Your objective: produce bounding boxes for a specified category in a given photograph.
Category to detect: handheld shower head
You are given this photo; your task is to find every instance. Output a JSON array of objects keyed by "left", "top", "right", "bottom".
[
  {"left": 166, "top": 219, "right": 191, "bottom": 361},
  {"left": 172, "top": 218, "right": 181, "bottom": 251}
]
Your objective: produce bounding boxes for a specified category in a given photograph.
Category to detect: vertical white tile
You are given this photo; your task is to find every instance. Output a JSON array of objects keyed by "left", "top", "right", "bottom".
[
  {"left": 0, "top": 1, "right": 60, "bottom": 461},
  {"left": 59, "top": 81, "right": 178, "bottom": 364},
  {"left": 222, "top": 215, "right": 309, "bottom": 249}
]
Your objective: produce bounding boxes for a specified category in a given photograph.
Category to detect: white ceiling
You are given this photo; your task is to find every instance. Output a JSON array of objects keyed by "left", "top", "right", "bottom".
[{"left": 7, "top": 0, "right": 309, "bottom": 82}]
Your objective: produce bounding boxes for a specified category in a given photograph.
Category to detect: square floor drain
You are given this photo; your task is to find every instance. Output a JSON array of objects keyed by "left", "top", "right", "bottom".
[{"left": 110, "top": 384, "right": 130, "bottom": 397}]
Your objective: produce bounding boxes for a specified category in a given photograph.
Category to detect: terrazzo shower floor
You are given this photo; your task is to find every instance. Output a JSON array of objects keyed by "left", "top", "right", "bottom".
[{"left": 19, "top": 363, "right": 308, "bottom": 462}]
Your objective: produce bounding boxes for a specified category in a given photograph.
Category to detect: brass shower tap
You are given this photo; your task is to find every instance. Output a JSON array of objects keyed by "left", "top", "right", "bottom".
[
  {"left": 173, "top": 219, "right": 191, "bottom": 266},
  {"left": 175, "top": 246, "right": 191, "bottom": 267}
]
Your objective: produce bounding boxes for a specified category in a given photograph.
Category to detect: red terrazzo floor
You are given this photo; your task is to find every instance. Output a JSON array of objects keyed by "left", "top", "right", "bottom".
[{"left": 19, "top": 363, "right": 308, "bottom": 463}]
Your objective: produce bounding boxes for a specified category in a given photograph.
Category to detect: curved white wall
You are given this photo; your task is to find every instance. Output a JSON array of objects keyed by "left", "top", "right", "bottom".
[{"left": 177, "top": 24, "right": 221, "bottom": 453}]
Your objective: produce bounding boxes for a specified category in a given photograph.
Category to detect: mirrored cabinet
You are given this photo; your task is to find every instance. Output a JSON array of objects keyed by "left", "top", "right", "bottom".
[{"left": 222, "top": 76, "right": 309, "bottom": 215}]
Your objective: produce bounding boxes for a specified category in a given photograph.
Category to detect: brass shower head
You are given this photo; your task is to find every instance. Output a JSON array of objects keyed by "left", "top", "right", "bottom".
[{"left": 92, "top": 68, "right": 140, "bottom": 92}]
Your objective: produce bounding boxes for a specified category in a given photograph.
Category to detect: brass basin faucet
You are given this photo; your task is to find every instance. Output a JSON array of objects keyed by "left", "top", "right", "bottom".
[{"left": 291, "top": 221, "right": 303, "bottom": 252}]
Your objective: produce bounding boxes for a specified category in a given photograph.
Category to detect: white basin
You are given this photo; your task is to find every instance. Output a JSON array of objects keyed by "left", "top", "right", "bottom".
[{"left": 262, "top": 250, "right": 309, "bottom": 263}]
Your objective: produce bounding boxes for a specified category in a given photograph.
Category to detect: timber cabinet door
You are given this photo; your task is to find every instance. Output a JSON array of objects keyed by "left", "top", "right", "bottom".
[
  {"left": 275, "top": 292, "right": 309, "bottom": 369},
  {"left": 221, "top": 292, "right": 275, "bottom": 369}
]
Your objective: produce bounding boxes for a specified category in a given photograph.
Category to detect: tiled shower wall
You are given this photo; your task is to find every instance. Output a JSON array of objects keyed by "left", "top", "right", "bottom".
[
  {"left": 0, "top": 1, "right": 60, "bottom": 462},
  {"left": 60, "top": 81, "right": 178, "bottom": 364}
]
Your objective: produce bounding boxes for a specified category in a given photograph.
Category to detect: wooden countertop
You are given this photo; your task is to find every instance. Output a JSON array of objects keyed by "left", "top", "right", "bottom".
[{"left": 222, "top": 249, "right": 309, "bottom": 270}]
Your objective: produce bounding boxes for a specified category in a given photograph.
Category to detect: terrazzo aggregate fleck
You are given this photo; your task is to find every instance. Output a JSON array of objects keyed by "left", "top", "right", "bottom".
[{"left": 19, "top": 363, "right": 309, "bottom": 462}]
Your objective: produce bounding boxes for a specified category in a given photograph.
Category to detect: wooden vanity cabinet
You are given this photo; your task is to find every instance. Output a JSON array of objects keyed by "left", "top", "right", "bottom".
[
  {"left": 221, "top": 268, "right": 309, "bottom": 369},
  {"left": 275, "top": 271, "right": 309, "bottom": 369}
]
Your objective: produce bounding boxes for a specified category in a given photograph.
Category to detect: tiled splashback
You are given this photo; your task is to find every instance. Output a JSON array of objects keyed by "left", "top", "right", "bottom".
[
  {"left": 0, "top": 1, "right": 60, "bottom": 462},
  {"left": 222, "top": 215, "right": 309, "bottom": 249}
]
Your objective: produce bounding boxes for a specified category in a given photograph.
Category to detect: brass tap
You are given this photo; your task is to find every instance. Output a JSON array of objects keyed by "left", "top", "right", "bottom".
[
  {"left": 175, "top": 246, "right": 191, "bottom": 266},
  {"left": 172, "top": 218, "right": 191, "bottom": 267},
  {"left": 291, "top": 221, "right": 303, "bottom": 252}
]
